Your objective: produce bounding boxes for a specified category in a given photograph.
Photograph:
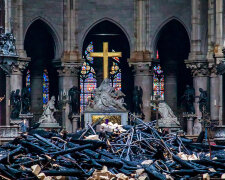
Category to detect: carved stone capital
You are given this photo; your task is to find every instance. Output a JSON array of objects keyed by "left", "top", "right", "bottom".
[
  {"left": 185, "top": 60, "right": 209, "bottom": 77},
  {"left": 0, "top": 59, "right": 29, "bottom": 75},
  {"left": 208, "top": 63, "right": 218, "bottom": 77},
  {"left": 57, "top": 62, "right": 82, "bottom": 76},
  {"left": 10, "top": 60, "right": 29, "bottom": 74},
  {"left": 130, "top": 62, "right": 152, "bottom": 76}
]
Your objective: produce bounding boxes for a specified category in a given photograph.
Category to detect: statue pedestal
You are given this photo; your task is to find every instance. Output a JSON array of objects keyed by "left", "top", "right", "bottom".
[
  {"left": 213, "top": 125, "right": 225, "bottom": 145},
  {"left": 182, "top": 113, "right": 196, "bottom": 135},
  {"left": 158, "top": 118, "right": 180, "bottom": 129},
  {"left": 19, "top": 113, "right": 33, "bottom": 132},
  {"left": 84, "top": 111, "right": 128, "bottom": 127},
  {"left": 70, "top": 114, "right": 80, "bottom": 132},
  {"left": 39, "top": 122, "right": 61, "bottom": 129}
]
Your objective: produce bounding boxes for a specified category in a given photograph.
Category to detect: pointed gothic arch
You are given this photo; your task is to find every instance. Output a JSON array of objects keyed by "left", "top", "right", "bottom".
[
  {"left": 152, "top": 17, "right": 191, "bottom": 58},
  {"left": 24, "top": 19, "right": 58, "bottom": 115},
  {"left": 24, "top": 17, "right": 62, "bottom": 59},
  {"left": 80, "top": 20, "right": 132, "bottom": 112},
  {"left": 153, "top": 18, "right": 191, "bottom": 114}
]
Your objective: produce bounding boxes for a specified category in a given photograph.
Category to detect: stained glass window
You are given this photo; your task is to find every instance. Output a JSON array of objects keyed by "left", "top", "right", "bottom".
[
  {"left": 153, "top": 49, "right": 164, "bottom": 101},
  {"left": 110, "top": 61, "right": 121, "bottom": 91},
  {"left": 26, "top": 70, "right": 31, "bottom": 91},
  {"left": 26, "top": 69, "right": 50, "bottom": 108},
  {"left": 80, "top": 42, "right": 97, "bottom": 113},
  {"left": 43, "top": 69, "right": 49, "bottom": 108},
  {"left": 80, "top": 43, "right": 122, "bottom": 112}
]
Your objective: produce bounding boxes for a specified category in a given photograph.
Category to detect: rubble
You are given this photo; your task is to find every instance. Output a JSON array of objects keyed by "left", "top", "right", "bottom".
[{"left": 1, "top": 114, "right": 225, "bottom": 179}]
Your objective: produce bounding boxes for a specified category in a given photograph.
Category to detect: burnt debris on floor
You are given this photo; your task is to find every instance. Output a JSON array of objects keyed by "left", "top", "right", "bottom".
[{"left": 1, "top": 115, "right": 225, "bottom": 180}]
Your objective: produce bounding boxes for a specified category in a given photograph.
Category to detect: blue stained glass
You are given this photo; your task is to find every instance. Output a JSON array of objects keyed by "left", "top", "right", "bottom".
[
  {"left": 26, "top": 70, "right": 31, "bottom": 91},
  {"left": 43, "top": 70, "right": 49, "bottom": 108},
  {"left": 80, "top": 42, "right": 97, "bottom": 113},
  {"left": 153, "top": 64, "right": 164, "bottom": 100},
  {"left": 26, "top": 69, "right": 50, "bottom": 108}
]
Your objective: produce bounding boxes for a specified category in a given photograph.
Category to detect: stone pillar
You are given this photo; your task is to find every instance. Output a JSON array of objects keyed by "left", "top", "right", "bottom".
[
  {"left": 62, "top": 0, "right": 80, "bottom": 61},
  {"left": 57, "top": 62, "right": 81, "bottom": 132},
  {"left": 191, "top": 0, "right": 202, "bottom": 54},
  {"left": 13, "top": 0, "right": 27, "bottom": 57},
  {"left": 131, "top": 62, "right": 152, "bottom": 121},
  {"left": 164, "top": 74, "right": 177, "bottom": 112},
  {"left": 186, "top": 61, "right": 209, "bottom": 118},
  {"left": 164, "top": 63, "right": 177, "bottom": 112},
  {"left": 4, "top": 0, "right": 12, "bottom": 33},
  {"left": 5, "top": 74, "right": 10, "bottom": 125},
  {"left": 8, "top": 60, "right": 28, "bottom": 122},
  {"left": 129, "top": 0, "right": 152, "bottom": 121},
  {"left": 30, "top": 74, "right": 43, "bottom": 115}
]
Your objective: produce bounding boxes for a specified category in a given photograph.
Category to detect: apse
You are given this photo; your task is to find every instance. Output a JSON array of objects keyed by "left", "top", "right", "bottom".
[
  {"left": 81, "top": 20, "right": 132, "bottom": 112},
  {"left": 156, "top": 19, "right": 191, "bottom": 113},
  {"left": 24, "top": 19, "right": 58, "bottom": 115}
]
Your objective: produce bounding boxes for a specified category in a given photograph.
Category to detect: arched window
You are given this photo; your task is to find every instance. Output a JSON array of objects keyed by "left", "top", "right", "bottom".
[
  {"left": 153, "top": 50, "right": 164, "bottom": 99},
  {"left": 80, "top": 42, "right": 122, "bottom": 112},
  {"left": 26, "top": 70, "right": 31, "bottom": 91},
  {"left": 26, "top": 69, "right": 50, "bottom": 108},
  {"left": 110, "top": 52, "right": 121, "bottom": 91},
  {"left": 80, "top": 42, "right": 97, "bottom": 112},
  {"left": 43, "top": 69, "right": 49, "bottom": 108}
]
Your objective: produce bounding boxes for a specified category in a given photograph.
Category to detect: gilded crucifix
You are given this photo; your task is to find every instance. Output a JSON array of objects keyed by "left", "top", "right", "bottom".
[{"left": 89, "top": 42, "right": 122, "bottom": 79}]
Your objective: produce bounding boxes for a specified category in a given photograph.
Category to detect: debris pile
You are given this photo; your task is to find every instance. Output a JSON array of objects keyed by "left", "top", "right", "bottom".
[{"left": 1, "top": 115, "right": 225, "bottom": 179}]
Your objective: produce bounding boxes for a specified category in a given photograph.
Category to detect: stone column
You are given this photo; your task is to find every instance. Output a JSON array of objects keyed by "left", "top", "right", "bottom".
[
  {"left": 13, "top": 0, "right": 27, "bottom": 58},
  {"left": 30, "top": 73, "right": 43, "bottom": 115},
  {"left": 5, "top": 74, "right": 10, "bottom": 125},
  {"left": 129, "top": 0, "right": 152, "bottom": 121},
  {"left": 191, "top": 0, "right": 202, "bottom": 54},
  {"left": 210, "top": 73, "right": 220, "bottom": 123},
  {"left": 131, "top": 62, "right": 152, "bottom": 121},
  {"left": 57, "top": 62, "right": 81, "bottom": 132},
  {"left": 62, "top": 0, "right": 80, "bottom": 61},
  {"left": 186, "top": 61, "right": 209, "bottom": 118},
  {"left": 164, "top": 63, "right": 177, "bottom": 112},
  {"left": 164, "top": 74, "right": 177, "bottom": 112},
  {"left": 4, "top": 0, "right": 12, "bottom": 33}
]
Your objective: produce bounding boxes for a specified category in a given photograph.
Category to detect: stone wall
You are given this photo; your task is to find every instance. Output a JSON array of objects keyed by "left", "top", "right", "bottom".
[
  {"left": 149, "top": 0, "right": 192, "bottom": 53},
  {"left": 77, "top": 0, "right": 135, "bottom": 52},
  {"left": 22, "top": 0, "right": 63, "bottom": 58}
]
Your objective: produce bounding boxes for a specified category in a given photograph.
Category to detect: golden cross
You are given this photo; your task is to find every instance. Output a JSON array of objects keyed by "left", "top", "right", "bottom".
[{"left": 89, "top": 42, "right": 122, "bottom": 79}]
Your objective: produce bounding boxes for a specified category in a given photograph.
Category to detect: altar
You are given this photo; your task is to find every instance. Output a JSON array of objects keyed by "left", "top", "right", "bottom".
[
  {"left": 83, "top": 42, "right": 128, "bottom": 127},
  {"left": 84, "top": 111, "right": 128, "bottom": 127}
]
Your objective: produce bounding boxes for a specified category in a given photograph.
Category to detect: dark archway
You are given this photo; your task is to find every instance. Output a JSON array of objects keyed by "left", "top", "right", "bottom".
[
  {"left": 0, "top": 68, "right": 6, "bottom": 125},
  {"left": 156, "top": 19, "right": 191, "bottom": 113},
  {"left": 24, "top": 19, "right": 58, "bottom": 116},
  {"left": 82, "top": 20, "right": 133, "bottom": 110}
]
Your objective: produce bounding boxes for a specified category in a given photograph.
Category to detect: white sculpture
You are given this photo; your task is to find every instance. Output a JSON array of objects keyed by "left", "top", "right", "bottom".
[
  {"left": 86, "top": 79, "right": 126, "bottom": 112},
  {"left": 39, "top": 96, "right": 57, "bottom": 123},
  {"left": 158, "top": 102, "right": 176, "bottom": 118},
  {"left": 154, "top": 101, "right": 180, "bottom": 127}
]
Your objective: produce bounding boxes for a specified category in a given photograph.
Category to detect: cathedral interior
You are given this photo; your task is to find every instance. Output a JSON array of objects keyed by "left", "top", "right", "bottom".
[{"left": 1, "top": 0, "right": 225, "bottom": 179}]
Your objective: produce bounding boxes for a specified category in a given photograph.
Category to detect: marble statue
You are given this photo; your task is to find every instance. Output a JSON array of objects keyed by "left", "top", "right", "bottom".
[
  {"left": 68, "top": 86, "right": 80, "bottom": 115},
  {"left": 39, "top": 96, "right": 57, "bottom": 123},
  {"left": 0, "top": 32, "right": 17, "bottom": 56},
  {"left": 157, "top": 102, "right": 180, "bottom": 127},
  {"left": 181, "top": 85, "right": 195, "bottom": 113},
  {"left": 132, "top": 86, "right": 143, "bottom": 114},
  {"left": 21, "top": 87, "right": 31, "bottom": 114},
  {"left": 86, "top": 78, "right": 126, "bottom": 112},
  {"left": 10, "top": 89, "right": 21, "bottom": 119}
]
